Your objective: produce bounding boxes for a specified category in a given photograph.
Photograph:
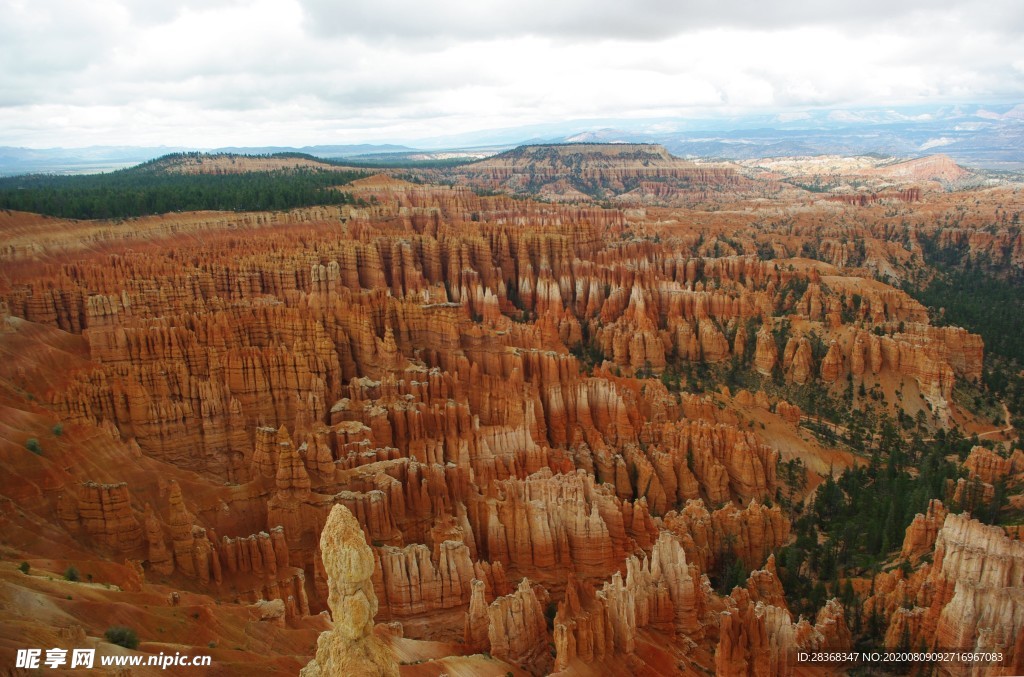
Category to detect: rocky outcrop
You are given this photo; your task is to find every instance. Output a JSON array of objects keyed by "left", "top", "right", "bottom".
[
  {"left": 717, "top": 587, "right": 851, "bottom": 677},
  {"left": 900, "top": 499, "right": 948, "bottom": 562},
  {"left": 716, "top": 588, "right": 773, "bottom": 676},
  {"left": 963, "top": 446, "right": 1024, "bottom": 485},
  {"left": 662, "top": 499, "right": 790, "bottom": 574},
  {"left": 819, "top": 341, "right": 844, "bottom": 382},
  {"left": 931, "top": 515, "right": 1023, "bottom": 666},
  {"left": 815, "top": 598, "right": 852, "bottom": 651},
  {"left": 143, "top": 503, "right": 173, "bottom": 575},
  {"left": 301, "top": 504, "right": 398, "bottom": 677},
  {"left": 58, "top": 482, "right": 143, "bottom": 552},
  {"left": 166, "top": 481, "right": 221, "bottom": 583},
  {"left": 847, "top": 326, "right": 980, "bottom": 408},
  {"left": 553, "top": 573, "right": 616, "bottom": 671},
  {"left": 373, "top": 540, "right": 508, "bottom": 617},
  {"left": 218, "top": 527, "right": 290, "bottom": 577},
  {"left": 948, "top": 476, "right": 995, "bottom": 514},
  {"left": 642, "top": 419, "right": 779, "bottom": 507},
  {"left": 553, "top": 530, "right": 708, "bottom": 671},
  {"left": 754, "top": 327, "right": 778, "bottom": 376},
  {"left": 871, "top": 513, "right": 1024, "bottom": 675},
  {"left": 488, "top": 578, "right": 550, "bottom": 671},
  {"left": 775, "top": 401, "right": 801, "bottom": 425},
  {"left": 783, "top": 336, "right": 813, "bottom": 385},
  {"left": 745, "top": 554, "right": 787, "bottom": 610},
  {"left": 620, "top": 530, "right": 704, "bottom": 635},
  {"left": 463, "top": 578, "right": 490, "bottom": 652},
  {"left": 467, "top": 468, "right": 649, "bottom": 578}
]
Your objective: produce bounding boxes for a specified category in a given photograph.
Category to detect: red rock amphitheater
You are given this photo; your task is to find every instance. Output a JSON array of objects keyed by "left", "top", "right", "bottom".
[{"left": 0, "top": 147, "right": 1020, "bottom": 675}]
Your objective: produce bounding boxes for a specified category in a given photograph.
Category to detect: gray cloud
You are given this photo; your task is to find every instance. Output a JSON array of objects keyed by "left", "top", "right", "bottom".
[
  {"left": 0, "top": 0, "right": 1021, "bottom": 147},
  {"left": 299, "top": 0, "right": 1021, "bottom": 40}
]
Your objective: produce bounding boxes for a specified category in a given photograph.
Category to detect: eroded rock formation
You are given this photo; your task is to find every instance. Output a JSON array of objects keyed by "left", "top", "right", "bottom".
[
  {"left": 870, "top": 513, "right": 1024, "bottom": 675},
  {"left": 0, "top": 150, "right": 1005, "bottom": 676},
  {"left": 488, "top": 578, "right": 550, "bottom": 671},
  {"left": 301, "top": 504, "right": 398, "bottom": 677}
]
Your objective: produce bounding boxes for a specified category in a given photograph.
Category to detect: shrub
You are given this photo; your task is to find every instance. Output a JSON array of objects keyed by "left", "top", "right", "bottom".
[
  {"left": 25, "top": 438, "right": 42, "bottom": 455},
  {"left": 64, "top": 566, "right": 80, "bottom": 582},
  {"left": 104, "top": 626, "right": 139, "bottom": 650},
  {"left": 52, "top": 423, "right": 63, "bottom": 436},
  {"left": 18, "top": 562, "right": 30, "bottom": 574}
]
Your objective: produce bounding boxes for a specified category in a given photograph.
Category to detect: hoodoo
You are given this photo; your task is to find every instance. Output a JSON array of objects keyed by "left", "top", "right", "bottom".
[{"left": 300, "top": 505, "right": 398, "bottom": 677}]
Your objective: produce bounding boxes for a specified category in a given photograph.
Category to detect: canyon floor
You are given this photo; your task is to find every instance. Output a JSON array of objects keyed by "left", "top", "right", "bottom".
[{"left": 0, "top": 145, "right": 1021, "bottom": 676}]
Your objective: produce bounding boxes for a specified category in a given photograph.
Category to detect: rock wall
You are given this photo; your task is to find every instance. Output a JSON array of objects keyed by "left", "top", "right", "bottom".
[{"left": 872, "top": 513, "right": 1024, "bottom": 676}]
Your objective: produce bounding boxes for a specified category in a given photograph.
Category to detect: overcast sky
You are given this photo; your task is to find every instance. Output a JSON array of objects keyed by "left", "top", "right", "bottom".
[{"left": 2, "top": 0, "right": 1023, "bottom": 148}]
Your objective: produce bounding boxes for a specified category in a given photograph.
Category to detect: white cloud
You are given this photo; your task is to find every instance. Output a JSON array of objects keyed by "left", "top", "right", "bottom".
[
  {"left": 776, "top": 111, "right": 812, "bottom": 123},
  {"left": 0, "top": 0, "right": 1022, "bottom": 147},
  {"left": 920, "top": 137, "right": 954, "bottom": 150}
]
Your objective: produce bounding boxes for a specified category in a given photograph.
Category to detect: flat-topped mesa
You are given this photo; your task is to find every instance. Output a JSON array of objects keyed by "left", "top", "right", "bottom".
[
  {"left": 864, "top": 154, "right": 971, "bottom": 183},
  {"left": 451, "top": 144, "right": 755, "bottom": 204},
  {"left": 301, "top": 504, "right": 398, "bottom": 677}
]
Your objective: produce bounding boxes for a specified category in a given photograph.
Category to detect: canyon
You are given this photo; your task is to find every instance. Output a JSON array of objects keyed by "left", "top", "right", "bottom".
[{"left": 0, "top": 145, "right": 1020, "bottom": 675}]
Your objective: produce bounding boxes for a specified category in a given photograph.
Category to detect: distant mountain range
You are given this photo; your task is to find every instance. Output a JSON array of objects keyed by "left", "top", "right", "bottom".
[
  {"left": 595, "top": 120, "right": 1024, "bottom": 169},
  {"left": 2, "top": 103, "right": 1022, "bottom": 175}
]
